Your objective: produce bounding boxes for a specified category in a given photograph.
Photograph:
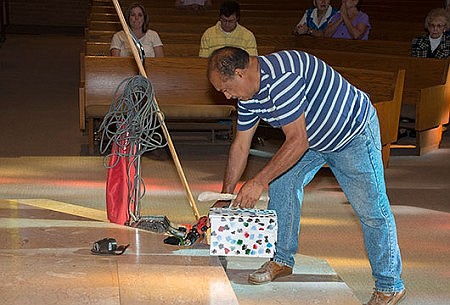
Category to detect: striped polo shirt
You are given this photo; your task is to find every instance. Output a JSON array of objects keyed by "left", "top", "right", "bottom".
[{"left": 237, "top": 50, "right": 371, "bottom": 152}]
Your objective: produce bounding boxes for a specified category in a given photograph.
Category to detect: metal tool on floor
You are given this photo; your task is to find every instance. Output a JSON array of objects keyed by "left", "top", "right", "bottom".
[{"left": 91, "top": 237, "right": 130, "bottom": 255}]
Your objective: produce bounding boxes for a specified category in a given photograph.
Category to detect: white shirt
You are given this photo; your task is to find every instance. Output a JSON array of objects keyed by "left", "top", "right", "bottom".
[
  {"left": 429, "top": 35, "right": 443, "bottom": 52},
  {"left": 110, "top": 30, "right": 163, "bottom": 57},
  {"left": 298, "top": 6, "right": 334, "bottom": 28}
]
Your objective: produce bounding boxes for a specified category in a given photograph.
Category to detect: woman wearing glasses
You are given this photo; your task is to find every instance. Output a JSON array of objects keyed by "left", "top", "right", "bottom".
[{"left": 412, "top": 8, "right": 450, "bottom": 59}]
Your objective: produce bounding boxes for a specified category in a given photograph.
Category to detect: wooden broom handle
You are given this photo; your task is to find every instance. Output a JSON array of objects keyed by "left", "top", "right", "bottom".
[{"left": 111, "top": 0, "right": 200, "bottom": 221}]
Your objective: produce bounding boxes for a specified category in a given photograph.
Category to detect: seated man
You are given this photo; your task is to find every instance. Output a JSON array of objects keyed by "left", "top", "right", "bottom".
[
  {"left": 412, "top": 8, "right": 450, "bottom": 59},
  {"left": 199, "top": 0, "right": 258, "bottom": 57}
]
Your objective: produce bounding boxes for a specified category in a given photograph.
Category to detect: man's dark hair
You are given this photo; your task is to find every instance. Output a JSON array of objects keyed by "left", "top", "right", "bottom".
[
  {"left": 219, "top": 1, "right": 240, "bottom": 19},
  {"left": 207, "top": 47, "right": 249, "bottom": 80}
]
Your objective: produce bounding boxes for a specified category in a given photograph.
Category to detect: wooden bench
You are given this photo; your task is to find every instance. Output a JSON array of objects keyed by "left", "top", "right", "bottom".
[
  {"left": 80, "top": 55, "right": 404, "bottom": 166},
  {"left": 86, "top": 18, "right": 296, "bottom": 34},
  {"left": 80, "top": 56, "right": 236, "bottom": 153},
  {"left": 301, "top": 48, "right": 450, "bottom": 155},
  {"left": 89, "top": 4, "right": 301, "bottom": 18},
  {"left": 292, "top": 36, "right": 411, "bottom": 56},
  {"left": 252, "top": 66, "right": 405, "bottom": 168},
  {"left": 83, "top": 40, "right": 281, "bottom": 57},
  {"left": 114, "top": 20, "right": 425, "bottom": 42}
]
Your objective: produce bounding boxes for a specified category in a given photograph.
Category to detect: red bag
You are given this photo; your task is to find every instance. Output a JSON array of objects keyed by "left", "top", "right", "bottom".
[{"left": 105, "top": 139, "right": 136, "bottom": 225}]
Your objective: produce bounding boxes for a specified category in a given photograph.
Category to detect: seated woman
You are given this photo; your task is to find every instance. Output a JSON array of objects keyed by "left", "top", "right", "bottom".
[
  {"left": 323, "top": 0, "right": 370, "bottom": 40},
  {"left": 293, "top": 0, "right": 337, "bottom": 37},
  {"left": 412, "top": 8, "right": 450, "bottom": 59},
  {"left": 110, "top": 3, "right": 164, "bottom": 57}
]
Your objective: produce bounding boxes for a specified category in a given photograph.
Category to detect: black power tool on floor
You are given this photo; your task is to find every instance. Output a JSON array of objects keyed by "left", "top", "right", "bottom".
[{"left": 163, "top": 216, "right": 209, "bottom": 246}]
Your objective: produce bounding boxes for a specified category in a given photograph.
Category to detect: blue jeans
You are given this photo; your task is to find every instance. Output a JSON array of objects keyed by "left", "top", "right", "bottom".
[{"left": 268, "top": 106, "right": 405, "bottom": 293}]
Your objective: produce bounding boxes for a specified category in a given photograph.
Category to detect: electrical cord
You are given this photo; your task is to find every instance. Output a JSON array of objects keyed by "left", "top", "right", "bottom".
[{"left": 99, "top": 74, "right": 167, "bottom": 157}]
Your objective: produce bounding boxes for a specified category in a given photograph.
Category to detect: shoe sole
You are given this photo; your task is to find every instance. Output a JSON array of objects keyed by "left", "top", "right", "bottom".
[
  {"left": 396, "top": 291, "right": 406, "bottom": 305},
  {"left": 365, "top": 290, "right": 406, "bottom": 305},
  {"left": 248, "top": 270, "right": 293, "bottom": 285},
  {"left": 248, "top": 278, "right": 270, "bottom": 285}
]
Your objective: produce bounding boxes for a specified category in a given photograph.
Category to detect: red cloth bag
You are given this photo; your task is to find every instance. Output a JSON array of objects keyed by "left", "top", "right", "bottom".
[{"left": 105, "top": 140, "right": 136, "bottom": 225}]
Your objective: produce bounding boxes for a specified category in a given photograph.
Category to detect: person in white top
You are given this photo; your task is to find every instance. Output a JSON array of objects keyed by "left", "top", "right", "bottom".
[
  {"left": 110, "top": 3, "right": 164, "bottom": 58},
  {"left": 293, "top": 0, "right": 337, "bottom": 37}
]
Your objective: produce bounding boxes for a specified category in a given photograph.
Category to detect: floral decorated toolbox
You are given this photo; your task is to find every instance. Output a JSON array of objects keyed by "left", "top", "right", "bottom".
[{"left": 209, "top": 208, "right": 277, "bottom": 257}]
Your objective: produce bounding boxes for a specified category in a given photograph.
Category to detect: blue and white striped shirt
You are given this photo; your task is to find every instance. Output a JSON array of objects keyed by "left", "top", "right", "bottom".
[{"left": 237, "top": 50, "right": 371, "bottom": 152}]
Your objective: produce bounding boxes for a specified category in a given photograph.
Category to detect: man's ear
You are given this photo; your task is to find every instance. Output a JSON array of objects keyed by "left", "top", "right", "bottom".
[{"left": 234, "top": 68, "right": 245, "bottom": 78}]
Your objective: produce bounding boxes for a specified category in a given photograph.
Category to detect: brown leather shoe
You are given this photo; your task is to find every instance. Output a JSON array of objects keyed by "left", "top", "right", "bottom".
[
  {"left": 366, "top": 289, "right": 406, "bottom": 305},
  {"left": 248, "top": 261, "right": 293, "bottom": 285}
]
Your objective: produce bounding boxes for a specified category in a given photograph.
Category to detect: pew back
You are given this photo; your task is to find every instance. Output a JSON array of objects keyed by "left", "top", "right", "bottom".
[
  {"left": 301, "top": 48, "right": 449, "bottom": 154},
  {"left": 81, "top": 56, "right": 236, "bottom": 152},
  {"left": 303, "top": 49, "right": 450, "bottom": 123}
]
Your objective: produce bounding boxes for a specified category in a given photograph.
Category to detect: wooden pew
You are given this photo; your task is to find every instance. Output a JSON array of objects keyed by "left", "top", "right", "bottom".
[
  {"left": 87, "top": 3, "right": 427, "bottom": 42},
  {"left": 87, "top": 19, "right": 294, "bottom": 35},
  {"left": 243, "top": 66, "right": 405, "bottom": 168},
  {"left": 84, "top": 29, "right": 297, "bottom": 54},
  {"left": 80, "top": 55, "right": 405, "bottom": 166},
  {"left": 80, "top": 56, "right": 236, "bottom": 153},
  {"left": 83, "top": 40, "right": 281, "bottom": 57},
  {"left": 84, "top": 41, "right": 200, "bottom": 56},
  {"left": 85, "top": 15, "right": 423, "bottom": 45},
  {"left": 301, "top": 48, "right": 450, "bottom": 155},
  {"left": 292, "top": 36, "right": 411, "bottom": 56},
  {"left": 88, "top": 4, "right": 300, "bottom": 19}
]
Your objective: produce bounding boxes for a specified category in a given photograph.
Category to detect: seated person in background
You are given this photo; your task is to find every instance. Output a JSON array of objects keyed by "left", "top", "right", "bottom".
[
  {"left": 110, "top": 3, "right": 164, "bottom": 57},
  {"left": 323, "top": 0, "right": 370, "bottom": 40},
  {"left": 175, "top": 0, "right": 212, "bottom": 11},
  {"left": 199, "top": 0, "right": 257, "bottom": 57},
  {"left": 412, "top": 8, "right": 450, "bottom": 59},
  {"left": 293, "top": 0, "right": 338, "bottom": 37}
]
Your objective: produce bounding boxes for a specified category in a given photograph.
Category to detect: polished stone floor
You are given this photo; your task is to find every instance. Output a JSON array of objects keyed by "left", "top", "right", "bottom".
[
  {"left": 0, "top": 198, "right": 360, "bottom": 305},
  {"left": 1, "top": 33, "right": 450, "bottom": 304}
]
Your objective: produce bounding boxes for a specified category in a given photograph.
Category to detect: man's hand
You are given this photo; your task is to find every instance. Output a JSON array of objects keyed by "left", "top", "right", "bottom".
[
  {"left": 234, "top": 178, "right": 265, "bottom": 208},
  {"left": 235, "top": 114, "right": 309, "bottom": 209}
]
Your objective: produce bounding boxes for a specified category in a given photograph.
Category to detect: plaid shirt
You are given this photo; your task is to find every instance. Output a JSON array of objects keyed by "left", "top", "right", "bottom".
[{"left": 411, "top": 33, "right": 450, "bottom": 59}]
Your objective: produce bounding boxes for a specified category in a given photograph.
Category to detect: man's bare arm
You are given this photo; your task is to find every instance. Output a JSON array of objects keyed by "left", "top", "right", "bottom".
[
  {"left": 222, "top": 123, "right": 258, "bottom": 194},
  {"left": 235, "top": 114, "right": 309, "bottom": 208}
]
